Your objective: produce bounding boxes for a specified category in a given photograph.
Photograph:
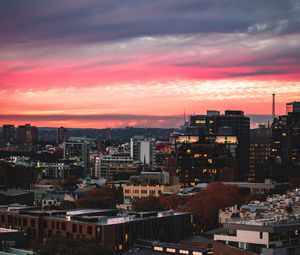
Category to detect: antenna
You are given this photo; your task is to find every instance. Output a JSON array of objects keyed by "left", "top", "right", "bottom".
[
  {"left": 272, "top": 93, "right": 276, "bottom": 119},
  {"left": 183, "top": 109, "right": 186, "bottom": 122}
]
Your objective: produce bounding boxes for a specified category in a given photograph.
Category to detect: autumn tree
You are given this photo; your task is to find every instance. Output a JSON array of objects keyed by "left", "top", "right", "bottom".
[
  {"left": 184, "top": 182, "right": 244, "bottom": 232},
  {"left": 132, "top": 196, "right": 165, "bottom": 212},
  {"left": 77, "top": 186, "right": 122, "bottom": 209}
]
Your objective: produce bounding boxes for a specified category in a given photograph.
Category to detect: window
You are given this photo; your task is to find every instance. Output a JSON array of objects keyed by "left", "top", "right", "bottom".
[
  {"left": 260, "top": 232, "right": 263, "bottom": 239},
  {"left": 61, "top": 222, "right": 66, "bottom": 231},
  {"left": 79, "top": 225, "right": 82, "bottom": 234},
  {"left": 154, "top": 246, "right": 163, "bottom": 251},
  {"left": 87, "top": 226, "right": 93, "bottom": 235},
  {"left": 193, "top": 252, "right": 203, "bottom": 255},
  {"left": 179, "top": 250, "right": 189, "bottom": 254},
  {"left": 72, "top": 224, "right": 77, "bottom": 233},
  {"left": 31, "top": 219, "right": 35, "bottom": 228},
  {"left": 166, "top": 248, "right": 176, "bottom": 253}
]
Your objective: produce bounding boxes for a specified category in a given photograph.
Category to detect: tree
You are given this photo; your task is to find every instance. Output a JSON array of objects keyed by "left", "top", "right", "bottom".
[
  {"left": 132, "top": 196, "right": 165, "bottom": 212},
  {"left": 184, "top": 183, "right": 244, "bottom": 232},
  {"left": 31, "top": 237, "right": 115, "bottom": 255},
  {"left": 77, "top": 187, "right": 121, "bottom": 209},
  {"left": 61, "top": 176, "right": 80, "bottom": 190}
]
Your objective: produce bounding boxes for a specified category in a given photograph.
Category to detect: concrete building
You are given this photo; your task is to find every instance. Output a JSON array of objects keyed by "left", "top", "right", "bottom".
[
  {"left": 286, "top": 101, "right": 300, "bottom": 114},
  {"left": 17, "top": 124, "right": 38, "bottom": 145},
  {"left": 123, "top": 172, "right": 180, "bottom": 200},
  {"left": 214, "top": 215, "right": 300, "bottom": 255},
  {"left": 57, "top": 127, "right": 69, "bottom": 144},
  {"left": 187, "top": 110, "right": 250, "bottom": 180},
  {"left": 130, "top": 136, "right": 156, "bottom": 170},
  {"left": 2, "top": 125, "right": 14, "bottom": 145},
  {"left": 95, "top": 155, "right": 136, "bottom": 180},
  {"left": 0, "top": 207, "right": 193, "bottom": 254},
  {"left": 63, "top": 140, "right": 90, "bottom": 177}
]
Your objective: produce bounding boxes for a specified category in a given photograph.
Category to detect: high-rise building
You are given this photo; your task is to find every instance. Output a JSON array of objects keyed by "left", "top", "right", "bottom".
[
  {"left": 57, "top": 127, "right": 69, "bottom": 144},
  {"left": 130, "top": 136, "right": 156, "bottom": 170},
  {"left": 17, "top": 124, "right": 38, "bottom": 145},
  {"left": 2, "top": 124, "right": 14, "bottom": 144},
  {"left": 271, "top": 111, "right": 300, "bottom": 164},
  {"left": 185, "top": 110, "right": 250, "bottom": 180},
  {"left": 63, "top": 140, "right": 90, "bottom": 177},
  {"left": 249, "top": 125, "right": 271, "bottom": 182},
  {"left": 176, "top": 134, "right": 238, "bottom": 185},
  {"left": 286, "top": 101, "right": 300, "bottom": 114}
]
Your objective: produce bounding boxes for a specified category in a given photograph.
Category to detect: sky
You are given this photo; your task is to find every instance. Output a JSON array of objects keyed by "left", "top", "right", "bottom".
[{"left": 0, "top": 0, "right": 300, "bottom": 128}]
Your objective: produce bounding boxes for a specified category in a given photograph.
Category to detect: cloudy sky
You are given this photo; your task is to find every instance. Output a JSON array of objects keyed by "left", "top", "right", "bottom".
[{"left": 1, "top": 0, "right": 300, "bottom": 128}]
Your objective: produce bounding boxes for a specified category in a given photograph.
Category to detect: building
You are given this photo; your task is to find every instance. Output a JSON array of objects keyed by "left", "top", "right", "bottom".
[
  {"left": 130, "top": 136, "right": 156, "bottom": 170},
  {"left": 271, "top": 110, "right": 300, "bottom": 165},
  {"left": 123, "top": 172, "right": 180, "bottom": 200},
  {"left": 249, "top": 125, "right": 271, "bottom": 182},
  {"left": 186, "top": 110, "right": 250, "bottom": 180},
  {"left": 57, "top": 127, "right": 69, "bottom": 144},
  {"left": 286, "top": 101, "right": 300, "bottom": 114},
  {"left": 63, "top": 140, "right": 90, "bottom": 177},
  {"left": 0, "top": 190, "right": 34, "bottom": 206},
  {"left": 95, "top": 155, "right": 136, "bottom": 180},
  {"left": 0, "top": 228, "right": 28, "bottom": 250},
  {"left": 0, "top": 207, "right": 193, "bottom": 253},
  {"left": 17, "top": 124, "right": 38, "bottom": 145},
  {"left": 214, "top": 215, "right": 300, "bottom": 255},
  {"left": 2, "top": 124, "right": 14, "bottom": 144},
  {"left": 176, "top": 134, "right": 238, "bottom": 185}
]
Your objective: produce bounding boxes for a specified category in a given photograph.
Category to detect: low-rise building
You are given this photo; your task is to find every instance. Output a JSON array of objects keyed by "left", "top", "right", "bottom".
[{"left": 214, "top": 215, "right": 300, "bottom": 255}]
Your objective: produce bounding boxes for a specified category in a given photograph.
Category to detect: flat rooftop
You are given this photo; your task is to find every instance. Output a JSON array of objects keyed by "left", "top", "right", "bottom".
[{"left": 0, "top": 228, "right": 18, "bottom": 233}]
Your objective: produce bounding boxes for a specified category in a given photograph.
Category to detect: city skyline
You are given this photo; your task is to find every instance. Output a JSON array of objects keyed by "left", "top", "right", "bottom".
[{"left": 1, "top": 0, "right": 300, "bottom": 128}]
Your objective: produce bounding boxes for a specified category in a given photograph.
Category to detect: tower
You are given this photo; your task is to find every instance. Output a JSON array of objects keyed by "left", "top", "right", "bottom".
[{"left": 272, "top": 93, "right": 276, "bottom": 119}]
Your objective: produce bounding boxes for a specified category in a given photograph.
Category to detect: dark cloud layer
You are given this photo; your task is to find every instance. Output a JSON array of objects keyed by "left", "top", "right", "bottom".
[
  {"left": 0, "top": 114, "right": 273, "bottom": 128},
  {"left": 0, "top": 0, "right": 299, "bottom": 47}
]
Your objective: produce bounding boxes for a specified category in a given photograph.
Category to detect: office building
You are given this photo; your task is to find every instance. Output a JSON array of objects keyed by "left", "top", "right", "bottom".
[
  {"left": 2, "top": 124, "right": 14, "bottom": 144},
  {"left": 186, "top": 110, "right": 250, "bottom": 180},
  {"left": 271, "top": 110, "right": 300, "bottom": 165},
  {"left": 17, "top": 124, "right": 38, "bottom": 145},
  {"left": 95, "top": 155, "right": 136, "bottom": 180},
  {"left": 123, "top": 171, "right": 180, "bottom": 200},
  {"left": 286, "top": 101, "right": 300, "bottom": 114},
  {"left": 130, "top": 136, "right": 156, "bottom": 170},
  {"left": 63, "top": 140, "right": 90, "bottom": 177},
  {"left": 249, "top": 125, "right": 271, "bottom": 182},
  {"left": 0, "top": 207, "right": 193, "bottom": 253},
  {"left": 57, "top": 127, "right": 69, "bottom": 144}
]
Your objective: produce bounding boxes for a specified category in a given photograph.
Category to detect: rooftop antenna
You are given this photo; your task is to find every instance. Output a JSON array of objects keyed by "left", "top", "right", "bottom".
[
  {"left": 183, "top": 109, "right": 186, "bottom": 122},
  {"left": 272, "top": 93, "right": 276, "bottom": 119}
]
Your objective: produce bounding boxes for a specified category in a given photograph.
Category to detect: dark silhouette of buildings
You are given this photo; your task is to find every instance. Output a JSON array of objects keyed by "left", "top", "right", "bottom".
[
  {"left": 17, "top": 124, "right": 38, "bottom": 145},
  {"left": 2, "top": 124, "right": 14, "bottom": 144},
  {"left": 178, "top": 110, "right": 250, "bottom": 182},
  {"left": 57, "top": 127, "right": 69, "bottom": 144}
]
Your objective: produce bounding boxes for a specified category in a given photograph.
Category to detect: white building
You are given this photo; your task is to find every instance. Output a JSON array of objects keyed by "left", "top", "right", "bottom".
[
  {"left": 214, "top": 215, "right": 300, "bottom": 255},
  {"left": 130, "top": 136, "right": 156, "bottom": 170}
]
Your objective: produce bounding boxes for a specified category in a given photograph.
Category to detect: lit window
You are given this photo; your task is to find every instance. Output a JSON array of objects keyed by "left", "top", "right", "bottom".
[
  {"left": 179, "top": 250, "right": 189, "bottom": 254},
  {"left": 193, "top": 252, "right": 203, "bottom": 255},
  {"left": 208, "top": 159, "right": 213, "bottom": 164},
  {"left": 154, "top": 246, "right": 163, "bottom": 251},
  {"left": 166, "top": 248, "right": 176, "bottom": 253}
]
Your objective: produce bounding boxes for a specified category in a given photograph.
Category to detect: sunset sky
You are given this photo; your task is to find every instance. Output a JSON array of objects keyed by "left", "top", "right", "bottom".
[{"left": 1, "top": 0, "right": 300, "bottom": 128}]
